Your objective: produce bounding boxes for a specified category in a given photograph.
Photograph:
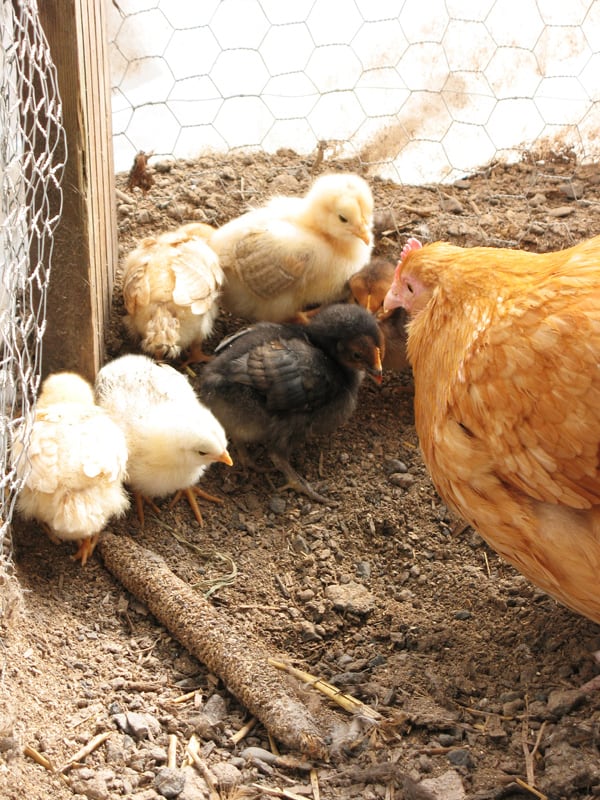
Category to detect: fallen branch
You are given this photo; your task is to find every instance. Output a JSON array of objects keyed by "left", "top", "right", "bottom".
[{"left": 98, "top": 533, "right": 332, "bottom": 760}]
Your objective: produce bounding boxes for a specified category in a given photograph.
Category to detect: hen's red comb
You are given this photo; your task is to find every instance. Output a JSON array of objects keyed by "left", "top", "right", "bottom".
[{"left": 400, "top": 237, "right": 422, "bottom": 261}]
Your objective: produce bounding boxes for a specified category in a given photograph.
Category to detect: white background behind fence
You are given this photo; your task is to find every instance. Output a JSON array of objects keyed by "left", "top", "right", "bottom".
[{"left": 108, "top": 0, "right": 600, "bottom": 184}]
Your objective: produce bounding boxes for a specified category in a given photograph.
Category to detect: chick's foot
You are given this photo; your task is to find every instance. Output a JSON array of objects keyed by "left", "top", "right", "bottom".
[
  {"left": 72, "top": 533, "right": 99, "bottom": 567},
  {"left": 269, "top": 452, "right": 336, "bottom": 505},
  {"left": 169, "top": 486, "right": 224, "bottom": 526},
  {"left": 135, "top": 492, "right": 161, "bottom": 527}
]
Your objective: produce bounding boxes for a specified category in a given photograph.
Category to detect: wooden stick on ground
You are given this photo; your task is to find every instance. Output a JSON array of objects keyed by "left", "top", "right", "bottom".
[{"left": 98, "top": 532, "right": 331, "bottom": 760}]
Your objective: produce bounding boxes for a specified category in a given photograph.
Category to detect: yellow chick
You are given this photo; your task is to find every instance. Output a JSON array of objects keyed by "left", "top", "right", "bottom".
[
  {"left": 94, "top": 354, "right": 232, "bottom": 526},
  {"left": 209, "top": 172, "right": 374, "bottom": 322},
  {"left": 122, "top": 222, "right": 223, "bottom": 364},
  {"left": 12, "top": 372, "right": 129, "bottom": 565}
]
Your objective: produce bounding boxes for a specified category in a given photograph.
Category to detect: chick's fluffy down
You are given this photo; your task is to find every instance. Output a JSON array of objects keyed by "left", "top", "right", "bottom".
[
  {"left": 122, "top": 222, "right": 223, "bottom": 361},
  {"left": 12, "top": 372, "right": 129, "bottom": 540},
  {"left": 210, "top": 172, "right": 374, "bottom": 322},
  {"left": 94, "top": 354, "right": 229, "bottom": 499}
]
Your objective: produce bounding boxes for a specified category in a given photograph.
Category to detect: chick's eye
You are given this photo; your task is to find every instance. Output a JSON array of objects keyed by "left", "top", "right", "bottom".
[
  {"left": 338, "top": 214, "right": 348, "bottom": 223},
  {"left": 404, "top": 279, "right": 414, "bottom": 294},
  {"left": 198, "top": 450, "right": 207, "bottom": 456},
  {"left": 352, "top": 351, "right": 363, "bottom": 360}
]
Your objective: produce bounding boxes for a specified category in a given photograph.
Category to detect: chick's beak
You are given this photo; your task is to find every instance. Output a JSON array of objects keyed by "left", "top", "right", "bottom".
[
  {"left": 351, "top": 217, "right": 371, "bottom": 246},
  {"left": 356, "top": 226, "right": 371, "bottom": 246},
  {"left": 367, "top": 346, "right": 383, "bottom": 385},
  {"left": 218, "top": 450, "right": 234, "bottom": 466}
]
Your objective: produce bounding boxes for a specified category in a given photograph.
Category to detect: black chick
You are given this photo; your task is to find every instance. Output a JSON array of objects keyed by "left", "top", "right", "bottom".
[{"left": 199, "top": 303, "right": 383, "bottom": 503}]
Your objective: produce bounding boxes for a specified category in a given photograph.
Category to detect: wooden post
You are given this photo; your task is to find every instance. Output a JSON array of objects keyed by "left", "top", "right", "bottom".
[{"left": 36, "top": 0, "right": 117, "bottom": 382}]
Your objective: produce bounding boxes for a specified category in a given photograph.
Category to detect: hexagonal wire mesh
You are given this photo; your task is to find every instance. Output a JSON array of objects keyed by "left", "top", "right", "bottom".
[
  {"left": 0, "top": 0, "right": 65, "bottom": 575},
  {"left": 108, "top": 0, "right": 600, "bottom": 183}
]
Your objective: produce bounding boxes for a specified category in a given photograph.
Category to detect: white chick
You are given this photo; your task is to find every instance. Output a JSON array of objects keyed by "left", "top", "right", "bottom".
[
  {"left": 12, "top": 372, "right": 129, "bottom": 565},
  {"left": 209, "top": 172, "right": 374, "bottom": 322},
  {"left": 94, "top": 354, "right": 232, "bottom": 525},
  {"left": 122, "top": 222, "right": 223, "bottom": 364}
]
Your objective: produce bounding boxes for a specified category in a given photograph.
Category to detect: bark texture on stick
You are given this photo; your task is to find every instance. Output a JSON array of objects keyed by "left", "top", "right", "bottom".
[{"left": 98, "top": 532, "right": 331, "bottom": 760}]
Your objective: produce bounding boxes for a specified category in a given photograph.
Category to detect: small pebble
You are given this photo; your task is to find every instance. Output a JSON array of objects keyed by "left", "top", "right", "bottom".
[
  {"left": 548, "top": 205, "right": 574, "bottom": 217},
  {"left": 155, "top": 768, "right": 185, "bottom": 799},
  {"left": 389, "top": 473, "right": 415, "bottom": 489},
  {"left": 453, "top": 610, "right": 472, "bottom": 620},
  {"left": 447, "top": 748, "right": 473, "bottom": 768},
  {"left": 269, "top": 495, "right": 286, "bottom": 514},
  {"left": 356, "top": 561, "right": 371, "bottom": 579}
]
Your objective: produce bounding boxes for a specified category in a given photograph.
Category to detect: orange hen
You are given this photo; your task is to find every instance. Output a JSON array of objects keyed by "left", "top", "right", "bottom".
[{"left": 383, "top": 235, "right": 600, "bottom": 624}]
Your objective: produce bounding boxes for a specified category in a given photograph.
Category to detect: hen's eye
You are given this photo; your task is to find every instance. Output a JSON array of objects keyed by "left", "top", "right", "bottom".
[
  {"left": 338, "top": 214, "right": 348, "bottom": 223},
  {"left": 405, "top": 280, "right": 414, "bottom": 294}
]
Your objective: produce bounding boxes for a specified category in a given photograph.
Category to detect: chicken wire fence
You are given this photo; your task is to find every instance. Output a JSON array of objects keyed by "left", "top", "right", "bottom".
[
  {"left": 108, "top": 0, "right": 600, "bottom": 184},
  {"left": 0, "top": 0, "right": 65, "bottom": 565}
]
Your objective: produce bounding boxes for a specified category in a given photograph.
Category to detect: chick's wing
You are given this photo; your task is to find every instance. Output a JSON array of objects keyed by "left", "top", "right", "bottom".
[
  {"left": 451, "top": 294, "right": 600, "bottom": 509},
  {"left": 170, "top": 243, "right": 221, "bottom": 315},
  {"left": 122, "top": 255, "right": 152, "bottom": 314},
  {"left": 224, "top": 222, "right": 314, "bottom": 300},
  {"left": 227, "top": 335, "right": 340, "bottom": 413}
]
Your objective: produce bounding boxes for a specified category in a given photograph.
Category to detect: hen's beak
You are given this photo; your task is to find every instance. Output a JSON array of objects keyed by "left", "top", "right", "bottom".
[
  {"left": 218, "top": 450, "right": 234, "bottom": 466},
  {"left": 383, "top": 285, "right": 402, "bottom": 313},
  {"left": 367, "top": 347, "right": 383, "bottom": 385}
]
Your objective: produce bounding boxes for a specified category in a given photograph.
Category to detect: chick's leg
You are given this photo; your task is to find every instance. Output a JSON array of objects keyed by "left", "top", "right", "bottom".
[
  {"left": 269, "top": 452, "right": 335, "bottom": 505},
  {"left": 135, "top": 492, "right": 161, "bottom": 527},
  {"left": 168, "top": 486, "right": 224, "bottom": 527},
  {"left": 72, "top": 534, "right": 99, "bottom": 567}
]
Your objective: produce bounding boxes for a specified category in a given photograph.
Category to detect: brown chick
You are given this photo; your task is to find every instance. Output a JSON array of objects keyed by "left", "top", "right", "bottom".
[
  {"left": 384, "top": 234, "right": 600, "bottom": 625},
  {"left": 348, "top": 258, "right": 408, "bottom": 372},
  {"left": 209, "top": 172, "right": 374, "bottom": 323},
  {"left": 122, "top": 222, "right": 223, "bottom": 364},
  {"left": 199, "top": 304, "right": 383, "bottom": 504},
  {"left": 11, "top": 372, "right": 129, "bottom": 565}
]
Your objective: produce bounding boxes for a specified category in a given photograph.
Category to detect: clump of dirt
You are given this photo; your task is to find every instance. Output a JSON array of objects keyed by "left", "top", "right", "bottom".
[{"left": 4, "top": 148, "right": 600, "bottom": 800}]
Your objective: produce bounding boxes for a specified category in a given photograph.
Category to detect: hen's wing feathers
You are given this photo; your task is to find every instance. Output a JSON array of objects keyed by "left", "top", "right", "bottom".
[
  {"left": 224, "top": 335, "right": 339, "bottom": 413},
  {"left": 454, "top": 295, "right": 600, "bottom": 509},
  {"left": 225, "top": 224, "right": 314, "bottom": 300}
]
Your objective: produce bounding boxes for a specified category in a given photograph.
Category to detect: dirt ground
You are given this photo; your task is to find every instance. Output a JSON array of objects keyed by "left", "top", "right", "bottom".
[{"left": 3, "top": 147, "right": 600, "bottom": 800}]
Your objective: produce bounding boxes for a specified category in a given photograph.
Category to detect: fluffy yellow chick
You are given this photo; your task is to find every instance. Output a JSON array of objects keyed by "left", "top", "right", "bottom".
[
  {"left": 122, "top": 222, "right": 223, "bottom": 364},
  {"left": 12, "top": 372, "right": 129, "bottom": 565},
  {"left": 94, "top": 354, "right": 232, "bottom": 526},
  {"left": 209, "top": 172, "right": 374, "bottom": 322}
]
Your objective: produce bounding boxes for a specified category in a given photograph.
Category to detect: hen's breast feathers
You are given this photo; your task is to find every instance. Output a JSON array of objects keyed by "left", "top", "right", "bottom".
[{"left": 425, "top": 284, "right": 600, "bottom": 512}]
